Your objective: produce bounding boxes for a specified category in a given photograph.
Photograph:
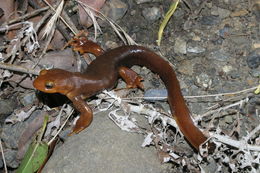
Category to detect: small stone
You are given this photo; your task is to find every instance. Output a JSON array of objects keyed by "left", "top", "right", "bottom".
[
  {"left": 105, "top": 41, "right": 119, "bottom": 49},
  {"left": 219, "top": 25, "right": 231, "bottom": 38},
  {"left": 144, "top": 89, "right": 167, "bottom": 101},
  {"left": 217, "top": 8, "right": 231, "bottom": 19},
  {"left": 178, "top": 60, "right": 194, "bottom": 76},
  {"left": 174, "top": 37, "right": 187, "bottom": 54},
  {"left": 135, "top": 0, "right": 151, "bottom": 4},
  {"left": 19, "top": 92, "right": 36, "bottom": 106},
  {"left": 253, "top": 43, "right": 260, "bottom": 49},
  {"left": 230, "top": 9, "right": 249, "bottom": 17},
  {"left": 224, "top": 116, "right": 233, "bottom": 124},
  {"left": 192, "top": 35, "right": 201, "bottom": 41},
  {"left": 142, "top": 7, "right": 161, "bottom": 21},
  {"left": 102, "top": 0, "right": 128, "bottom": 22},
  {"left": 222, "top": 65, "right": 233, "bottom": 73},
  {"left": 0, "top": 98, "right": 18, "bottom": 118},
  {"left": 208, "top": 49, "right": 230, "bottom": 61},
  {"left": 250, "top": 69, "right": 260, "bottom": 77},
  {"left": 199, "top": 15, "right": 220, "bottom": 25},
  {"left": 247, "top": 49, "right": 260, "bottom": 69},
  {"left": 4, "top": 149, "right": 19, "bottom": 168},
  {"left": 195, "top": 73, "right": 212, "bottom": 89},
  {"left": 187, "top": 44, "right": 206, "bottom": 54}
]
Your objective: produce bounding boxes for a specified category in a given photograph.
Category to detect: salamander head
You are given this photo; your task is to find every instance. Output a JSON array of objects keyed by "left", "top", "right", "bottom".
[{"left": 33, "top": 69, "right": 75, "bottom": 95}]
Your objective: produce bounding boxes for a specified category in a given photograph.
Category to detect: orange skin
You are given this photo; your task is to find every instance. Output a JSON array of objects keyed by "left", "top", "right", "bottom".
[{"left": 33, "top": 45, "right": 207, "bottom": 151}]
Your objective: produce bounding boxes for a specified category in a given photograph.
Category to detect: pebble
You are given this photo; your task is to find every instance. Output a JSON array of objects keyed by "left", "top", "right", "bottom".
[
  {"left": 187, "top": 44, "right": 206, "bottom": 54},
  {"left": 219, "top": 25, "right": 231, "bottom": 38},
  {"left": 211, "top": 7, "right": 231, "bottom": 19},
  {"left": 208, "top": 49, "right": 230, "bottom": 61},
  {"left": 144, "top": 89, "right": 167, "bottom": 101},
  {"left": 250, "top": 69, "right": 260, "bottom": 77},
  {"left": 230, "top": 9, "right": 249, "bottom": 17},
  {"left": 178, "top": 59, "right": 195, "bottom": 76},
  {"left": 199, "top": 15, "right": 220, "bottom": 25},
  {"left": 195, "top": 73, "right": 213, "bottom": 89},
  {"left": 19, "top": 92, "right": 36, "bottom": 106},
  {"left": 135, "top": 0, "right": 151, "bottom": 4},
  {"left": 0, "top": 98, "right": 18, "bottom": 120},
  {"left": 222, "top": 65, "right": 233, "bottom": 73},
  {"left": 246, "top": 49, "right": 260, "bottom": 69},
  {"left": 224, "top": 115, "right": 233, "bottom": 124},
  {"left": 174, "top": 37, "right": 187, "bottom": 54},
  {"left": 142, "top": 7, "right": 161, "bottom": 21},
  {"left": 102, "top": 0, "right": 128, "bottom": 22},
  {"left": 4, "top": 149, "right": 19, "bottom": 168}
]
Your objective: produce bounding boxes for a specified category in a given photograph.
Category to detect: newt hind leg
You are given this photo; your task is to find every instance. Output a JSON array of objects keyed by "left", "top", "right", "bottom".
[{"left": 118, "top": 66, "right": 144, "bottom": 90}]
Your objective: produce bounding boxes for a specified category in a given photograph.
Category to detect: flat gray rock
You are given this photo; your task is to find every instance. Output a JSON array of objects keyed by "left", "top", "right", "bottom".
[{"left": 43, "top": 111, "right": 169, "bottom": 173}]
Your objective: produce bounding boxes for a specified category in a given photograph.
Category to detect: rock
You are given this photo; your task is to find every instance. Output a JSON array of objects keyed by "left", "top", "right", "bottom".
[
  {"left": 4, "top": 149, "right": 19, "bottom": 168},
  {"left": 19, "top": 92, "right": 37, "bottom": 107},
  {"left": 0, "top": 98, "right": 18, "bottom": 122},
  {"left": 102, "top": 0, "right": 128, "bottom": 22},
  {"left": 187, "top": 44, "right": 206, "bottom": 54},
  {"left": 1, "top": 110, "right": 45, "bottom": 168},
  {"left": 199, "top": 15, "right": 220, "bottom": 25},
  {"left": 195, "top": 73, "right": 213, "bottom": 89},
  {"left": 135, "top": 0, "right": 151, "bottom": 4},
  {"left": 211, "top": 7, "right": 231, "bottom": 19},
  {"left": 142, "top": 7, "right": 161, "bottom": 21},
  {"left": 43, "top": 111, "right": 169, "bottom": 173},
  {"left": 144, "top": 89, "right": 167, "bottom": 101},
  {"left": 247, "top": 49, "right": 260, "bottom": 69},
  {"left": 250, "top": 69, "right": 260, "bottom": 77},
  {"left": 174, "top": 37, "right": 187, "bottom": 54},
  {"left": 178, "top": 59, "right": 194, "bottom": 76},
  {"left": 230, "top": 9, "right": 249, "bottom": 17},
  {"left": 208, "top": 49, "right": 230, "bottom": 61},
  {"left": 219, "top": 25, "right": 231, "bottom": 38}
]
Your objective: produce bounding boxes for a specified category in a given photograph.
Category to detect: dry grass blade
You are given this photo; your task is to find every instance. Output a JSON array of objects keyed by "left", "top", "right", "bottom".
[
  {"left": 78, "top": 3, "right": 102, "bottom": 41},
  {"left": 42, "top": 0, "right": 65, "bottom": 39},
  {"left": 76, "top": 0, "right": 136, "bottom": 45}
]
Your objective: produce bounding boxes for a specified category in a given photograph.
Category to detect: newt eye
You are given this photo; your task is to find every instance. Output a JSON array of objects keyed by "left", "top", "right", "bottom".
[{"left": 45, "top": 81, "right": 54, "bottom": 89}]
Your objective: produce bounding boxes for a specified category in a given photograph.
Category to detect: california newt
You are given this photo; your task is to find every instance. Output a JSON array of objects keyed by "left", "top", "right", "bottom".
[{"left": 33, "top": 45, "right": 207, "bottom": 151}]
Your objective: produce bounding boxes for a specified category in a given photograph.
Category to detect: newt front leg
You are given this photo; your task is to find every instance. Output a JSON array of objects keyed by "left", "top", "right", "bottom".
[{"left": 67, "top": 94, "right": 93, "bottom": 135}]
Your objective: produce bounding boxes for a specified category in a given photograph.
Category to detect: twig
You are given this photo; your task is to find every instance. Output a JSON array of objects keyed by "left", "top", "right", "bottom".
[
  {"left": 0, "top": 140, "right": 8, "bottom": 173},
  {"left": 0, "top": 62, "right": 39, "bottom": 75},
  {"left": 185, "top": 86, "right": 257, "bottom": 98},
  {"left": 4, "top": 6, "right": 49, "bottom": 26},
  {"left": 119, "top": 86, "right": 257, "bottom": 101},
  {"left": 212, "top": 134, "right": 260, "bottom": 151},
  {"left": 195, "top": 98, "right": 249, "bottom": 121},
  {"left": 0, "top": 22, "right": 25, "bottom": 32},
  {"left": 244, "top": 123, "right": 260, "bottom": 142}
]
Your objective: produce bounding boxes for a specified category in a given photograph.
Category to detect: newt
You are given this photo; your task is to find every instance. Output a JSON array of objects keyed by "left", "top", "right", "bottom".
[{"left": 33, "top": 44, "right": 208, "bottom": 151}]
